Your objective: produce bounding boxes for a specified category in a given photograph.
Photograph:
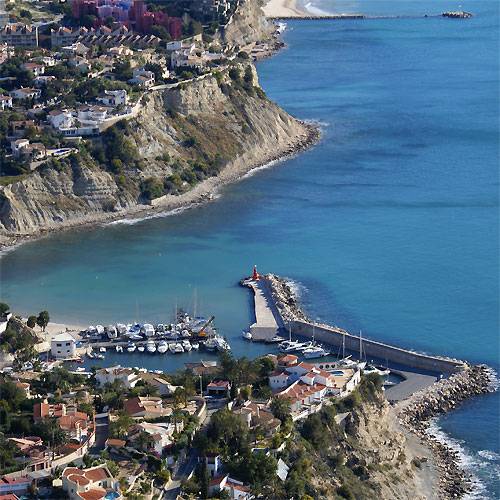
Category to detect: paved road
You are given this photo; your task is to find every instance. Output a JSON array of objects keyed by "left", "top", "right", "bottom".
[{"left": 385, "top": 370, "right": 438, "bottom": 402}]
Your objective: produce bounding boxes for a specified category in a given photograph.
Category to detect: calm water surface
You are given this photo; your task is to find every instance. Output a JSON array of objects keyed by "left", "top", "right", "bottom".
[{"left": 1, "top": 0, "right": 498, "bottom": 496}]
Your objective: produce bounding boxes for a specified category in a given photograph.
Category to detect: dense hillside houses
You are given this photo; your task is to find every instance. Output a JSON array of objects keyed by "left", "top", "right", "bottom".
[{"left": 0, "top": 24, "right": 38, "bottom": 47}]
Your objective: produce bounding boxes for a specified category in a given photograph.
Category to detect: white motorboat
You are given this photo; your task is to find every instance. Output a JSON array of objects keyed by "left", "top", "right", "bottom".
[
  {"left": 364, "top": 364, "right": 390, "bottom": 377},
  {"left": 242, "top": 331, "right": 252, "bottom": 341},
  {"left": 279, "top": 341, "right": 303, "bottom": 353},
  {"left": 294, "top": 341, "right": 315, "bottom": 352},
  {"left": 181, "top": 329, "right": 191, "bottom": 338},
  {"left": 137, "top": 345, "right": 145, "bottom": 353},
  {"left": 182, "top": 340, "right": 192, "bottom": 352},
  {"left": 99, "top": 347, "right": 106, "bottom": 353},
  {"left": 156, "top": 324, "right": 165, "bottom": 333},
  {"left": 95, "top": 325, "right": 105, "bottom": 335},
  {"left": 127, "top": 342, "right": 137, "bottom": 353},
  {"left": 265, "top": 335, "right": 285, "bottom": 343},
  {"left": 191, "top": 342, "right": 199, "bottom": 350},
  {"left": 141, "top": 324, "right": 155, "bottom": 337},
  {"left": 214, "top": 337, "right": 230, "bottom": 352},
  {"left": 157, "top": 341, "right": 168, "bottom": 354},
  {"left": 146, "top": 340, "right": 156, "bottom": 353},
  {"left": 87, "top": 326, "right": 97, "bottom": 335},
  {"left": 115, "top": 345, "right": 123, "bottom": 353},
  {"left": 168, "top": 343, "right": 176, "bottom": 354},
  {"left": 116, "top": 323, "right": 127, "bottom": 335},
  {"left": 204, "top": 338, "right": 217, "bottom": 351},
  {"left": 173, "top": 343, "right": 184, "bottom": 354},
  {"left": 303, "top": 346, "right": 329, "bottom": 359}
]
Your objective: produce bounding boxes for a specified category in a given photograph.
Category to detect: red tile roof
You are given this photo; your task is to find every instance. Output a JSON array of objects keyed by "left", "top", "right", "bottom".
[
  {"left": 207, "top": 380, "right": 230, "bottom": 389},
  {"left": 78, "top": 487, "right": 107, "bottom": 500}
]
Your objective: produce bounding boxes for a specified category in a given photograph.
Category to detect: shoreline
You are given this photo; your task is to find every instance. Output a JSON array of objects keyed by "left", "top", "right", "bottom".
[{"left": 0, "top": 122, "right": 320, "bottom": 252}]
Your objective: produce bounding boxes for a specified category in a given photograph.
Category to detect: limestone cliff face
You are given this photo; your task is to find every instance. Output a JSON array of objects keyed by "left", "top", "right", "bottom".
[
  {"left": 219, "top": 0, "right": 274, "bottom": 47},
  {"left": 0, "top": 65, "right": 311, "bottom": 241}
]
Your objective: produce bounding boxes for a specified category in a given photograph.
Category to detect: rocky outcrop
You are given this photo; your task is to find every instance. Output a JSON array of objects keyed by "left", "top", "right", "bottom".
[
  {"left": 219, "top": 0, "right": 274, "bottom": 47},
  {"left": 0, "top": 64, "right": 318, "bottom": 245}
]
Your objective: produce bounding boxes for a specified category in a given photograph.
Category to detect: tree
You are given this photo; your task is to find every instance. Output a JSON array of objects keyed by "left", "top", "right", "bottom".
[
  {"left": 0, "top": 303, "right": 9, "bottom": 317},
  {"left": 27, "top": 315, "right": 37, "bottom": 328},
  {"left": 36, "top": 311, "right": 50, "bottom": 331},
  {"left": 270, "top": 396, "right": 291, "bottom": 423}
]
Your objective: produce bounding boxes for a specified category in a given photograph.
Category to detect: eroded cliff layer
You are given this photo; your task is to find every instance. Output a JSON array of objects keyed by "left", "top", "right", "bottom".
[{"left": 0, "top": 65, "right": 315, "bottom": 242}]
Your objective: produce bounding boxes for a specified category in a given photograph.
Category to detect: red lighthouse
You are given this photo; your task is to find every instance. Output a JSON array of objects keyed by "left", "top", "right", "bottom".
[{"left": 252, "top": 265, "right": 260, "bottom": 281}]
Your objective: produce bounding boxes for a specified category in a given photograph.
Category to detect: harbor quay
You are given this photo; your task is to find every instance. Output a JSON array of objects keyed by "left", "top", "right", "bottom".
[{"left": 242, "top": 269, "right": 465, "bottom": 375}]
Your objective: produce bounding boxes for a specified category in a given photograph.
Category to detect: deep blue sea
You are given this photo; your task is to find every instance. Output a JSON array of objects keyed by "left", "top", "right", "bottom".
[{"left": 1, "top": 0, "right": 498, "bottom": 496}]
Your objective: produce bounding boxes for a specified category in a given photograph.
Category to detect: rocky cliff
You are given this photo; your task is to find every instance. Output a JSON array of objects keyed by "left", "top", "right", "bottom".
[
  {"left": 0, "top": 64, "right": 316, "bottom": 244},
  {"left": 219, "top": 0, "right": 274, "bottom": 47},
  {"left": 282, "top": 381, "right": 437, "bottom": 500}
]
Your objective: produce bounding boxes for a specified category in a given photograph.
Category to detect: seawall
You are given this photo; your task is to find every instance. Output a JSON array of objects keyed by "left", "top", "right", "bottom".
[{"left": 264, "top": 274, "right": 465, "bottom": 374}]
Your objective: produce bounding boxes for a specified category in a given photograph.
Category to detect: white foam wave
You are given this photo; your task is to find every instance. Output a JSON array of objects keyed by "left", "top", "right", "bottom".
[
  {"left": 284, "top": 278, "right": 307, "bottom": 300},
  {"left": 240, "top": 158, "right": 282, "bottom": 180},
  {"left": 427, "top": 419, "right": 499, "bottom": 499},
  {"left": 107, "top": 204, "right": 193, "bottom": 226},
  {"left": 304, "top": 118, "right": 330, "bottom": 128}
]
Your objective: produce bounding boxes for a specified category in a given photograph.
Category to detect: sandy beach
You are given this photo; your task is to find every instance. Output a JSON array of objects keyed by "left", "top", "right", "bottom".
[{"left": 263, "top": 0, "right": 308, "bottom": 18}]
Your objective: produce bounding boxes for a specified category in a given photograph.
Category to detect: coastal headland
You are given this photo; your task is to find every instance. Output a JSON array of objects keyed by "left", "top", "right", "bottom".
[{"left": 242, "top": 272, "right": 496, "bottom": 498}]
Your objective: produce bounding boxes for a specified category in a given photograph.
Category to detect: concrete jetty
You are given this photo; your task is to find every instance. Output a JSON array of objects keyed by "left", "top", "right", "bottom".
[
  {"left": 251, "top": 273, "right": 466, "bottom": 374},
  {"left": 243, "top": 278, "right": 283, "bottom": 340}
]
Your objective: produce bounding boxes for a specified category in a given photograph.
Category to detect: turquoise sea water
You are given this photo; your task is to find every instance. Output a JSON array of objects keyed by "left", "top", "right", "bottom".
[{"left": 1, "top": 0, "right": 499, "bottom": 495}]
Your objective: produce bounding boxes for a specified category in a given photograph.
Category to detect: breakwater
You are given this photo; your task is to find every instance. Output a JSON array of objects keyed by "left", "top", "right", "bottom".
[
  {"left": 265, "top": 274, "right": 465, "bottom": 374},
  {"left": 396, "top": 365, "right": 496, "bottom": 498}
]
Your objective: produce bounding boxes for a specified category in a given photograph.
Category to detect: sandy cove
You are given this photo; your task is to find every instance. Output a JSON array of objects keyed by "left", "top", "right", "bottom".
[
  {"left": 0, "top": 123, "right": 320, "bottom": 251},
  {"left": 263, "top": 0, "right": 309, "bottom": 18}
]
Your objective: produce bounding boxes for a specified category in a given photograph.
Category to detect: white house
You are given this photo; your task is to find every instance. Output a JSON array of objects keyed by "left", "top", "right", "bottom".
[
  {"left": 131, "top": 421, "right": 179, "bottom": 454},
  {"left": 128, "top": 68, "right": 155, "bottom": 88},
  {"left": 77, "top": 105, "right": 107, "bottom": 124},
  {"left": 10, "top": 87, "right": 41, "bottom": 100},
  {"left": 96, "top": 89, "right": 128, "bottom": 107},
  {"left": 10, "top": 138, "right": 29, "bottom": 156},
  {"left": 268, "top": 370, "right": 289, "bottom": 390},
  {"left": 51, "top": 333, "right": 76, "bottom": 359},
  {"left": 0, "top": 94, "right": 12, "bottom": 109},
  {"left": 62, "top": 464, "right": 121, "bottom": 500},
  {"left": 22, "top": 62, "right": 45, "bottom": 76},
  {"left": 208, "top": 475, "right": 253, "bottom": 499},
  {"left": 48, "top": 110, "right": 74, "bottom": 130},
  {"left": 95, "top": 366, "right": 140, "bottom": 388}
]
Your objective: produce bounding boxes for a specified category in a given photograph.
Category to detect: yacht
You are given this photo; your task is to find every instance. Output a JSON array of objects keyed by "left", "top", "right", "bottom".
[
  {"left": 303, "top": 346, "right": 329, "bottom": 359},
  {"left": 95, "top": 325, "right": 105, "bottom": 335},
  {"left": 115, "top": 345, "right": 123, "bottom": 353},
  {"left": 181, "top": 329, "right": 191, "bottom": 338},
  {"left": 191, "top": 342, "right": 199, "bottom": 350},
  {"left": 157, "top": 340, "right": 168, "bottom": 354},
  {"left": 99, "top": 346, "right": 106, "bottom": 353},
  {"left": 127, "top": 342, "right": 136, "bottom": 353},
  {"left": 294, "top": 341, "right": 315, "bottom": 352},
  {"left": 168, "top": 343, "right": 177, "bottom": 354},
  {"left": 214, "top": 337, "right": 231, "bottom": 352},
  {"left": 141, "top": 324, "right": 155, "bottom": 337},
  {"left": 182, "top": 339, "right": 192, "bottom": 352},
  {"left": 137, "top": 345, "right": 145, "bottom": 353},
  {"left": 279, "top": 340, "right": 303, "bottom": 353},
  {"left": 156, "top": 324, "right": 165, "bottom": 333},
  {"left": 146, "top": 340, "right": 156, "bottom": 354},
  {"left": 242, "top": 331, "right": 252, "bottom": 341}
]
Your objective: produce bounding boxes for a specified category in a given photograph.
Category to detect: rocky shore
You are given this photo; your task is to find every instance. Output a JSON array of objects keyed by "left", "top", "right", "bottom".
[{"left": 396, "top": 365, "right": 495, "bottom": 499}]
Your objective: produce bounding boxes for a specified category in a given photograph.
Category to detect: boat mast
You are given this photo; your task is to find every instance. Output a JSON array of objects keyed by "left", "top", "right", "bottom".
[
  {"left": 342, "top": 331, "right": 345, "bottom": 360},
  {"left": 288, "top": 321, "right": 292, "bottom": 342}
]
